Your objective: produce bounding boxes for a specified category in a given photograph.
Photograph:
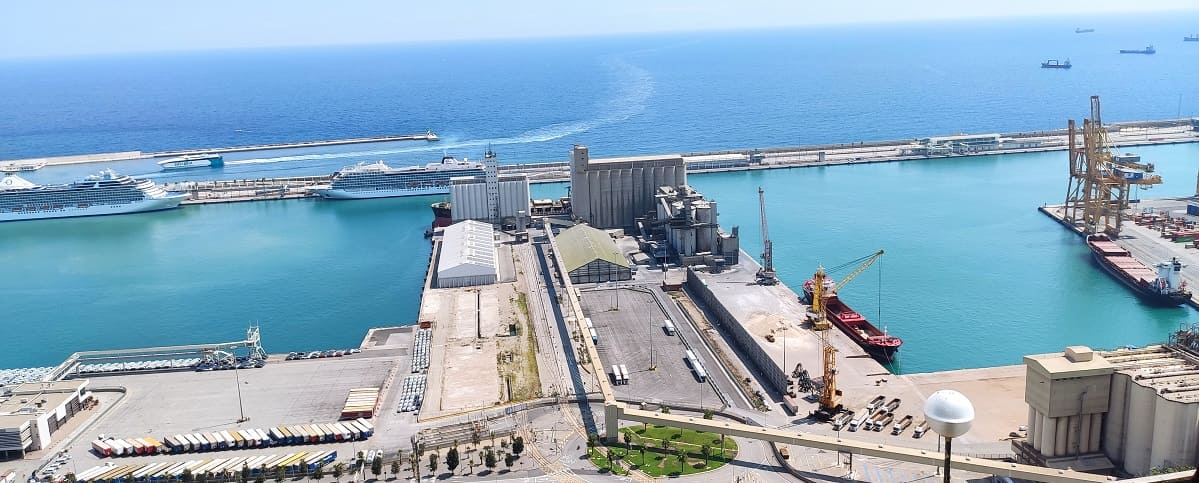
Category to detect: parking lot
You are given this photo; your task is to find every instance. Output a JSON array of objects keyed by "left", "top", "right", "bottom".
[
  {"left": 61, "top": 351, "right": 404, "bottom": 470},
  {"left": 580, "top": 286, "right": 737, "bottom": 409}
]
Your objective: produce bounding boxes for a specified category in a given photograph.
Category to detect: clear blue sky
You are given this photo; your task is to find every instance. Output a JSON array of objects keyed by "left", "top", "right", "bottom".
[{"left": 2, "top": 0, "right": 1196, "bottom": 59}]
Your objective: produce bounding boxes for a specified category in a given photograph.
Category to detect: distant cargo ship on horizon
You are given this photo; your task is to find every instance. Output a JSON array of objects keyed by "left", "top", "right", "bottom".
[
  {"left": 1120, "top": 45, "right": 1156, "bottom": 54},
  {"left": 1186, "top": 34, "right": 1199, "bottom": 42},
  {"left": 1075, "top": 28, "right": 1095, "bottom": 33},
  {"left": 1041, "top": 59, "right": 1072, "bottom": 69}
]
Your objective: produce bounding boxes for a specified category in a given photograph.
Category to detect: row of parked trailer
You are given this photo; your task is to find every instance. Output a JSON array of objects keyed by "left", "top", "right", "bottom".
[
  {"left": 75, "top": 450, "right": 338, "bottom": 483},
  {"left": 609, "top": 364, "right": 630, "bottom": 385},
  {"left": 683, "top": 349, "right": 708, "bottom": 382},
  {"left": 833, "top": 396, "right": 930, "bottom": 437},
  {"left": 91, "top": 419, "right": 374, "bottom": 457}
]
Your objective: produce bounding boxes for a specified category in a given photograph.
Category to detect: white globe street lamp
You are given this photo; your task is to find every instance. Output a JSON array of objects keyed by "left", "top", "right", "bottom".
[{"left": 924, "top": 390, "right": 974, "bottom": 483}]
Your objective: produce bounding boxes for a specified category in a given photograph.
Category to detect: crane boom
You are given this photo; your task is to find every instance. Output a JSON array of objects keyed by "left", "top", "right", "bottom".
[
  {"left": 756, "top": 187, "right": 777, "bottom": 284},
  {"left": 831, "top": 250, "right": 885, "bottom": 294}
]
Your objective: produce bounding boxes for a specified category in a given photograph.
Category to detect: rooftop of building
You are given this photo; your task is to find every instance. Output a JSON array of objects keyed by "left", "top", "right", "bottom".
[
  {"left": 437, "top": 220, "right": 497, "bottom": 276},
  {"left": 1024, "top": 346, "right": 1114, "bottom": 378},
  {"left": 1100, "top": 344, "right": 1199, "bottom": 404},
  {"left": 0, "top": 380, "right": 87, "bottom": 430},
  {"left": 449, "top": 173, "right": 528, "bottom": 184},
  {"left": 555, "top": 224, "right": 630, "bottom": 273},
  {"left": 585, "top": 153, "right": 685, "bottom": 166}
]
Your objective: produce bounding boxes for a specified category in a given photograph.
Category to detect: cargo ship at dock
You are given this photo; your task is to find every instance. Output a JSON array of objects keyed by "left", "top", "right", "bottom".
[
  {"left": 309, "top": 156, "right": 484, "bottom": 199},
  {"left": 1086, "top": 234, "right": 1189, "bottom": 306},
  {"left": 0, "top": 170, "right": 187, "bottom": 222},
  {"left": 802, "top": 281, "right": 903, "bottom": 361}
]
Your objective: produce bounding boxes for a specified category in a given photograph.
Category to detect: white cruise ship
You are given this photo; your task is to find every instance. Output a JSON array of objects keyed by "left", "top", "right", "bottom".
[
  {"left": 309, "top": 157, "right": 485, "bottom": 199},
  {"left": 0, "top": 170, "right": 188, "bottom": 222}
]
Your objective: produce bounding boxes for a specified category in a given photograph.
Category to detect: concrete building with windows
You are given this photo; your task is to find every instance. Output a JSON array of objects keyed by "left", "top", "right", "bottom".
[
  {"left": 0, "top": 380, "right": 90, "bottom": 461},
  {"left": 569, "top": 145, "right": 685, "bottom": 229},
  {"left": 1015, "top": 341, "right": 1199, "bottom": 476},
  {"left": 449, "top": 149, "right": 531, "bottom": 225},
  {"left": 435, "top": 220, "right": 498, "bottom": 288},
  {"left": 555, "top": 224, "right": 631, "bottom": 284}
]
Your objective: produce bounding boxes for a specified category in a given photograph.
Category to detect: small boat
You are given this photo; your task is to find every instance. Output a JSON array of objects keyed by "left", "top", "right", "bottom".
[
  {"left": 1075, "top": 28, "right": 1095, "bottom": 34},
  {"left": 157, "top": 153, "right": 224, "bottom": 170},
  {"left": 1041, "top": 59, "right": 1071, "bottom": 69},
  {"left": 1119, "top": 45, "right": 1156, "bottom": 54},
  {"left": 1186, "top": 35, "right": 1199, "bottom": 42},
  {"left": 0, "top": 161, "right": 47, "bottom": 173}
]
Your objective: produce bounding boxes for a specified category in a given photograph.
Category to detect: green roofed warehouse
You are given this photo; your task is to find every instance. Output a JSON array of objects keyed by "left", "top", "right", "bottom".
[{"left": 555, "top": 224, "right": 632, "bottom": 284}]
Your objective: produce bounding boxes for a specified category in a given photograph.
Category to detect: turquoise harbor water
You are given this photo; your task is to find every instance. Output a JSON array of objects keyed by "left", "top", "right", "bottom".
[{"left": 1, "top": 12, "right": 1199, "bottom": 371}]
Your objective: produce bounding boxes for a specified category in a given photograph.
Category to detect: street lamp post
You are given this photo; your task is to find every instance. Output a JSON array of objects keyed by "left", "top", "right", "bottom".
[
  {"left": 234, "top": 365, "right": 248, "bottom": 423},
  {"left": 924, "top": 390, "right": 975, "bottom": 483}
]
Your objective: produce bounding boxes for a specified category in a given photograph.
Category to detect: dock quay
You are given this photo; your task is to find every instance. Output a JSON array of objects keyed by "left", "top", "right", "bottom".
[
  {"left": 495, "top": 117, "right": 1199, "bottom": 183},
  {"left": 1040, "top": 199, "right": 1199, "bottom": 310},
  {"left": 163, "top": 176, "right": 329, "bottom": 204},
  {"left": 1, "top": 131, "right": 439, "bottom": 167}
]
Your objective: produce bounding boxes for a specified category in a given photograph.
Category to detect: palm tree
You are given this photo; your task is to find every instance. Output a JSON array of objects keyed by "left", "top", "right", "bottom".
[
  {"left": 675, "top": 446, "right": 686, "bottom": 473},
  {"left": 701, "top": 444, "right": 712, "bottom": 467}
]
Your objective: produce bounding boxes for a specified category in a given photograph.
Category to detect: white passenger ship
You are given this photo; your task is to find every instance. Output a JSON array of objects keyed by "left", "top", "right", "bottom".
[
  {"left": 309, "top": 157, "right": 485, "bottom": 199},
  {"left": 0, "top": 170, "right": 188, "bottom": 222}
]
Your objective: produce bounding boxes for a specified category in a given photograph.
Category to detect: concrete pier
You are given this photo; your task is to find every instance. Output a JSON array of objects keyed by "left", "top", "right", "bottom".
[{"left": 1, "top": 131, "right": 439, "bottom": 166}]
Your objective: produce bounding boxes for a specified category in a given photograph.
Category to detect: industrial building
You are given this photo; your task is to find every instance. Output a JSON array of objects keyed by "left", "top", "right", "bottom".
[
  {"left": 435, "top": 220, "right": 498, "bottom": 288},
  {"left": 651, "top": 185, "right": 740, "bottom": 265},
  {"left": 0, "top": 380, "right": 90, "bottom": 460},
  {"left": 1016, "top": 340, "right": 1199, "bottom": 476},
  {"left": 901, "top": 133, "right": 1042, "bottom": 156},
  {"left": 449, "top": 149, "right": 531, "bottom": 225},
  {"left": 554, "top": 224, "right": 631, "bottom": 284},
  {"left": 569, "top": 145, "right": 686, "bottom": 229}
]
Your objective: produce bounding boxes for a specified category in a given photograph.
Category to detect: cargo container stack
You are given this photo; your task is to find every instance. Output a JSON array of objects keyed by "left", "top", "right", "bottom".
[{"left": 340, "top": 387, "right": 381, "bottom": 420}]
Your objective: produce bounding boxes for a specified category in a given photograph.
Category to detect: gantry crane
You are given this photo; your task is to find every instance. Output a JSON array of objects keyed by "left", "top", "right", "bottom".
[
  {"left": 1062, "top": 95, "right": 1162, "bottom": 235},
  {"left": 807, "top": 250, "right": 885, "bottom": 418},
  {"left": 756, "top": 187, "right": 778, "bottom": 285}
]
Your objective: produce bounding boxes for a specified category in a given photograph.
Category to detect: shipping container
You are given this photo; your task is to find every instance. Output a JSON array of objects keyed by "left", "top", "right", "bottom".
[
  {"left": 92, "top": 440, "right": 113, "bottom": 457},
  {"left": 184, "top": 434, "right": 203, "bottom": 451},
  {"left": 1188, "top": 204, "right": 1199, "bottom": 216},
  {"left": 142, "top": 438, "right": 162, "bottom": 454},
  {"left": 343, "top": 421, "right": 362, "bottom": 440},
  {"left": 126, "top": 439, "right": 145, "bottom": 455},
  {"left": 228, "top": 430, "right": 244, "bottom": 448},
  {"left": 269, "top": 428, "right": 286, "bottom": 443},
  {"left": 75, "top": 465, "right": 110, "bottom": 482},
  {"left": 355, "top": 418, "right": 374, "bottom": 433},
  {"left": 106, "top": 439, "right": 128, "bottom": 456},
  {"left": 663, "top": 319, "right": 676, "bottom": 335},
  {"left": 163, "top": 436, "right": 183, "bottom": 453},
  {"left": 589, "top": 327, "right": 598, "bottom": 343}
]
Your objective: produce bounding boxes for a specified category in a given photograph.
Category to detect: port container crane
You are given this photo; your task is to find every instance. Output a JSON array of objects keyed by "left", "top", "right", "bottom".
[
  {"left": 809, "top": 249, "right": 884, "bottom": 419},
  {"left": 756, "top": 187, "right": 778, "bottom": 285},
  {"left": 1062, "top": 95, "right": 1163, "bottom": 235}
]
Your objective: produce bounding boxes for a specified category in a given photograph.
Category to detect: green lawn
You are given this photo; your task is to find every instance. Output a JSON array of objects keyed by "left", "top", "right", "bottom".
[{"left": 587, "top": 425, "right": 738, "bottom": 477}]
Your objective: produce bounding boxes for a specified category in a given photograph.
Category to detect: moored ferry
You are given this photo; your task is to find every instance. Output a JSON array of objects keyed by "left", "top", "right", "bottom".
[
  {"left": 309, "top": 156, "right": 485, "bottom": 199},
  {"left": 0, "top": 170, "right": 188, "bottom": 222}
]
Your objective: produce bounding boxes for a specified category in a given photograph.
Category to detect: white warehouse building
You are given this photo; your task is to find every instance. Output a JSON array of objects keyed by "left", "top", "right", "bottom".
[{"left": 435, "top": 220, "right": 498, "bottom": 288}]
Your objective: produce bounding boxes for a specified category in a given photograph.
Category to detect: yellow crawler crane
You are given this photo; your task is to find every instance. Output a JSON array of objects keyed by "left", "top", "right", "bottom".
[{"left": 808, "top": 250, "right": 884, "bottom": 417}]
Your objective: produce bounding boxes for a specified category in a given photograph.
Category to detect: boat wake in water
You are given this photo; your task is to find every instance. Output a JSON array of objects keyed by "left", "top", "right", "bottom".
[{"left": 227, "top": 55, "right": 654, "bottom": 167}]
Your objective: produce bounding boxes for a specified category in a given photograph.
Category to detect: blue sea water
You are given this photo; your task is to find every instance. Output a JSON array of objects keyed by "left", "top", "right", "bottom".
[{"left": 1, "top": 11, "right": 1198, "bottom": 371}]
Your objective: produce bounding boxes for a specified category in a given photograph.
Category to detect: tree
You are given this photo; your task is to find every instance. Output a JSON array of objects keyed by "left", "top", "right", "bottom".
[
  {"left": 313, "top": 466, "right": 324, "bottom": 482},
  {"left": 511, "top": 437, "right": 524, "bottom": 456},
  {"left": 675, "top": 446, "right": 686, "bottom": 472},
  {"left": 703, "top": 409, "right": 714, "bottom": 420},
  {"left": 446, "top": 446, "right": 460, "bottom": 473},
  {"left": 182, "top": 469, "right": 194, "bottom": 483},
  {"left": 196, "top": 472, "right": 209, "bottom": 483},
  {"left": 484, "top": 449, "right": 497, "bottom": 471},
  {"left": 701, "top": 444, "right": 712, "bottom": 466},
  {"left": 427, "top": 452, "right": 439, "bottom": 474},
  {"left": 65, "top": 474, "right": 77, "bottom": 483},
  {"left": 255, "top": 466, "right": 266, "bottom": 483},
  {"left": 660, "top": 405, "right": 670, "bottom": 414},
  {"left": 273, "top": 466, "right": 285, "bottom": 483},
  {"left": 395, "top": 450, "right": 403, "bottom": 473},
  {"left": 370, "top": 455, "right": 383, "bottom": 479},
  {"left": 331, "top": 463, "right": 344, "bottom": 483},
  {"left": 659, "top": 438, "right": 669, "bottom": 452},
  {"left": 390, "top": 461, "right": 400, "bottom": 478},
  {"left": 241, "top": 464, "right": 250, "bottom": 483},
  {"left": 504, "top": 453, "right": 514, "bottom": 469},
  {"left": 586, "top": 433, "right": 598, "bottom": 448}
]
